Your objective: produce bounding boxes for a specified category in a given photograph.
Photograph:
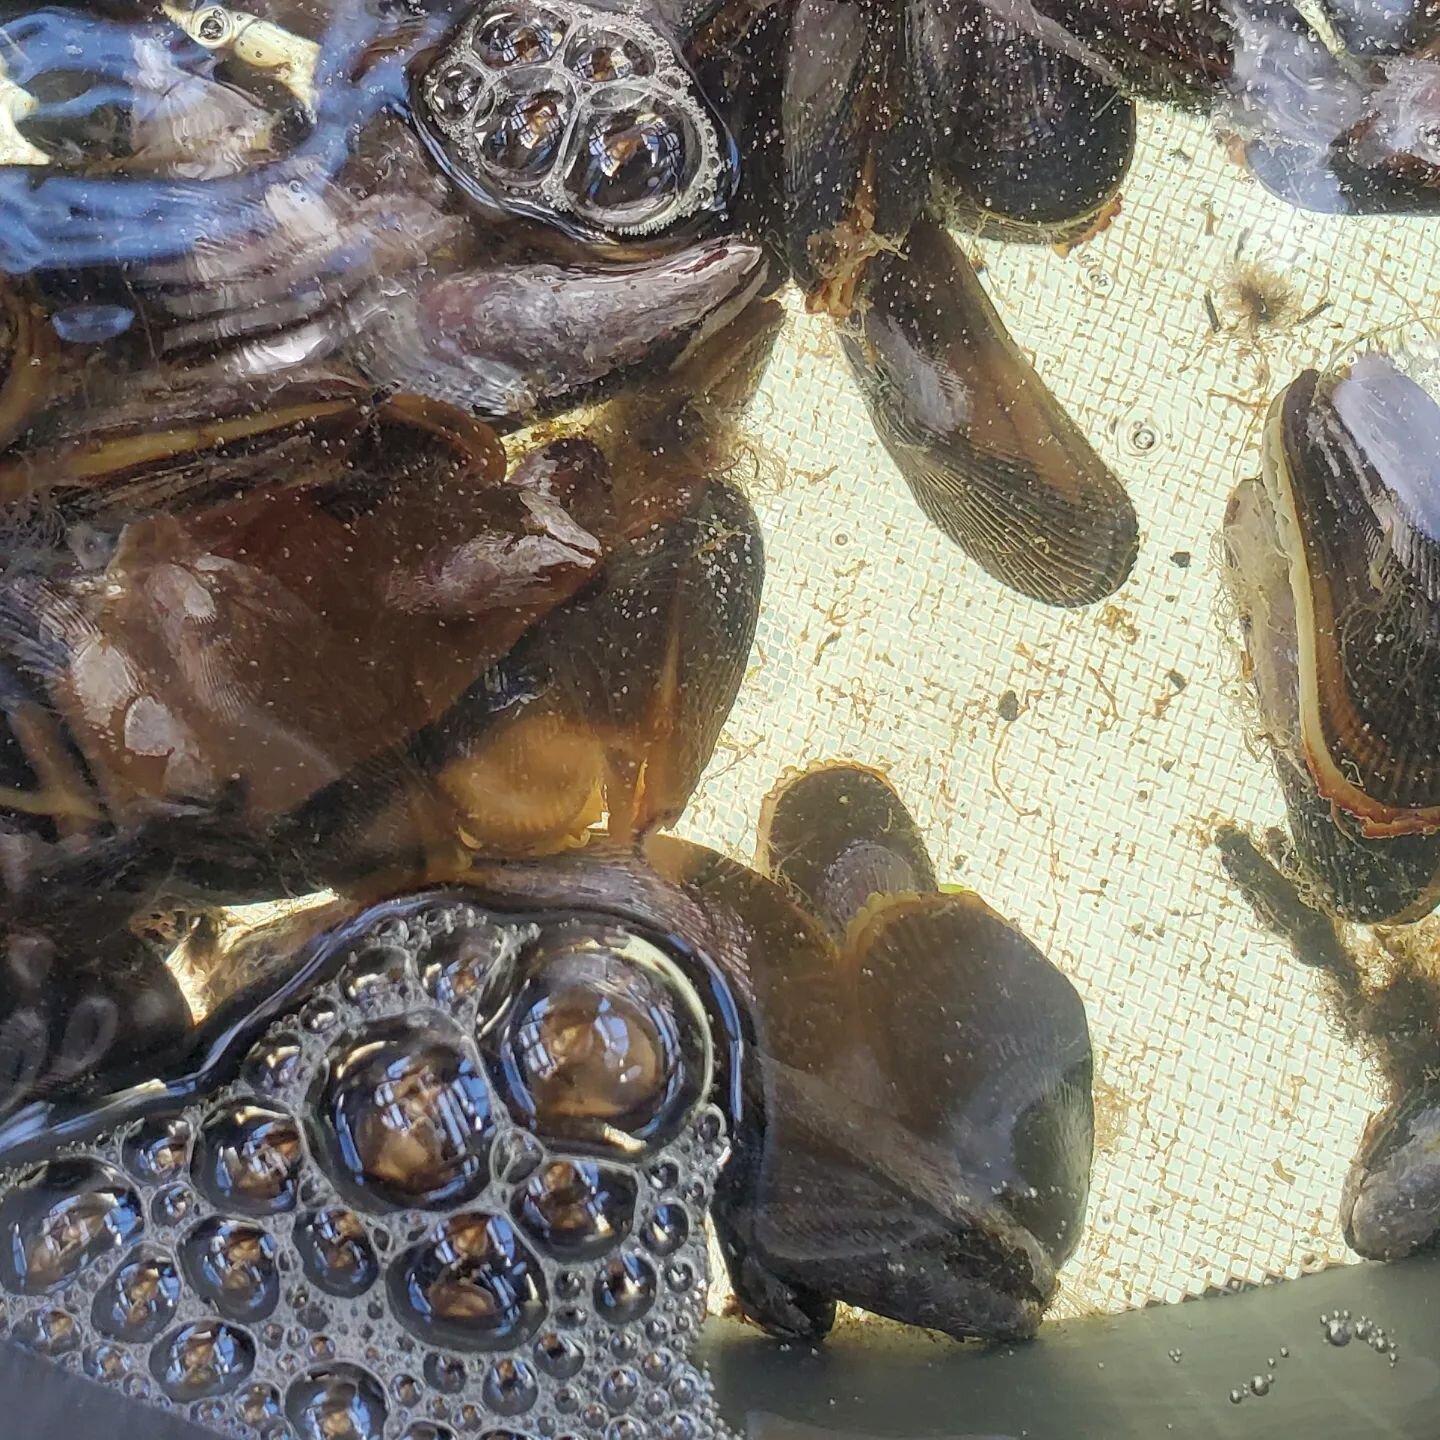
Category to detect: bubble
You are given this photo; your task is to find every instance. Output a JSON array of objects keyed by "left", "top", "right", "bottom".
[
  {"left": 391, "top": 1214, "right": 547, "bottom": 1351},
  {"left": 562, "top": 97, "right": 699, "bottom": 230},
  {"left": 322, "top": 1020, "right": 495, "bottom": 1211},
  {"left": 303, "top": 1002, "right": 339, "bottom": 1035},
  {"left": 487, "top": 933, "right": 708, "bottom": 1155},
  {"left": 474, "top": 7, "right": 565, "bottom": 65},
  {"left": 640, "top": 1349, "right": 672, "bottom": 1384},
  {"left": 402, "top": 1425, "right": 458, "bottom": 1440},
  {"left": 482, "top": 1357, "right": 539, "bottom": 1415},
  {"left": 661, "top": 1419, "right": 695, "bottom": 1440},
  {"left": 0, "top": 1159, "right": 143, "bottom": 1294},
  {"left": 668, "top": 1374, "right": 695, "bottom": 1407},
  {"left": 244, "top": 1037, "right": 304, "bottom": 1094},
  {"left": 241, "top": 1383, "right": 283, "bottom": 1426},
  {"left": 477, "top": 81, "right": 572, "bottom": 182},
  {"left": 14, "top": 1309, "right": 78, "bottom": 1355},
  {"left": 638, "top": 1204, "right": 688, "bottom": 1258},
  {"left": 181, "top": 1218, "right": 279, "bottom": 1322},
  {"left": 85, "top": 1342, "right": 130, "bottom": 1380},
  {"left": 1250, "top": 1374, "right": 1272, "bottom": 1396},
  {"left": 533, "top": 1328, "right": 586, "bottom": 1379},
  {"left": 1323, "top": 1312, "right": 1353, "bottom": 1346},
  {"left": 646, "top": 1163, "right": 678, "bottom": 1192},
  {"left": 426, "top": 1353, "right": 467, "bottom": 1393},
  {"left": 286, "top": 1364, "right": 389, "bottom": 1440},
  {"left": 296, "top": 1210, "right": 379, "bottom": 1298},
  {"left": 606, "top": 1419, "right": 646, "bottom": 1440},
  {"left": 609, "top": 1332, "right": 637, "bottom": 1360},
  {"left": 512, "top": 1160, "right": 636, "bottom": 1259},
  {"left": 150, "top": 1321, "right": 255, "bottom": 1400},
  {"left": 602, "top": 1366, "right": 639, "bottom": 1412},
  {"left": 392, "top": 1372, "right": 422, "bottom": 1405},
  {"left": 1229, "top": 1388, "right": 1245, "bottom": 1405},
  {"left": 92, "top": 1251, "right": 182, "bottom": 1341},
  {"left": 152, "top": 1184, "right": 195, "bottom": 1227},
  {"left": 194, "top": 1102, "right": 303, "bottom": 1215},
  {"left": 663, "top": 1260, "right": 694, "bottom": 1293},
  {"left": 564, "top": 29, "right": 653, "bottom": 82},
  {"left": 420, "top": 922, "right": 515, "bottom": 1016},
  {"left": 341, "top": 945, "right": 413, "bottom": 1007},
  {"left": 492, "top": 1130, "right": 545, "bottom": 1185},
  {"left": 123, "top": 1116, "right": 192, "bottom": 1184},
  {"left": 695, "top": 1109, "right": 724, "bottom": 1148},
  {"left": 594, "top": 1255, "right": 656, "bottom": 1324}
]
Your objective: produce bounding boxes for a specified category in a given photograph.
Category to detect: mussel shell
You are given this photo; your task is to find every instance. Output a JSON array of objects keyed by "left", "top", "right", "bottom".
[
  {"left": 651, "top": 834, "right": 1093, "bottom": 1343},
  {"left": 755, "top": 762, "right": 937, "bottom": 941},
  {"left": 1024, "top": 0, "right": 1237, "bottom": 106},
  {"left": 1261, "top": 355, "right": 1440, "bottom": 837},
  {"left": 918, "top": 0, "right": 1136, "bottom": 240},
  {"left": 780, "top": 0, "right": 930, "bottom": 300},
  {"left": 841, "top": 217, "right": 1138, "bottom": 606},
  {"left": 1341, "top": 1086, "right": 1440, "bottom": 1259},
  {"left": 1222, "top": 472, "right": 1440, "bottom": 923},
  {"left": 353, "top": 238, "right": 771, "bottom": 426}
]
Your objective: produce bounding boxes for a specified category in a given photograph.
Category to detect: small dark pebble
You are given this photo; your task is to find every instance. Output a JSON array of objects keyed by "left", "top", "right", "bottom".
[
  {"left": 1167, "top": 669, "right": 1187, "bottom": 691},
  {"left": 998, "top": 690, "right": 1020, "bottom": 723},
  {"left": 1170, "top": 551, "right": 1192, "bottom": 568}
]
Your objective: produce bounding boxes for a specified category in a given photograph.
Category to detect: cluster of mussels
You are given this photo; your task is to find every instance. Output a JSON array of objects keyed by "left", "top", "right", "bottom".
[{"left": 0, "top": 0, "right": 1439, "bottom": 1431}]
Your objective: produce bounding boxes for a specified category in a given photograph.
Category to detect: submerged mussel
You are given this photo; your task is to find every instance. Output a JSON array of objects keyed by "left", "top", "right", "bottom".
[
  {"left": 653, "top": 761, "right": 1094, "bottom": 1343},
  {"left": 1222, "top": 329, "right": 1440, "bottom": 922}
]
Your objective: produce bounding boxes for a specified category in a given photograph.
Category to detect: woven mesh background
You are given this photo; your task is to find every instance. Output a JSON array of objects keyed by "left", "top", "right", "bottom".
[{"left": 676, "top": 100, "right": 1440, "bottom": 1320}]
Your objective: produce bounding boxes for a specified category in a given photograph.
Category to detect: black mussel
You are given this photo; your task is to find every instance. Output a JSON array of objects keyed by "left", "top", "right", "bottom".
[
  {"left": 0, "top": 876, "right": 740, "bottom": 1436},
  {"left": 307, "top": 462, "right": 763, "bottom": 874},
  {"left": 1221, "top": 337, "right": 1440, "bottom": 921},
  {"left": 1341, "top": 1086, "right": 1440, "bottom": 1259},
  {"left": 651, "top": 763, "right": 1094, "bottom": 1344},
  {"left": 755, "top": 761, "right": 936, "bottom": 939},
  {"left": 780, "top": 0, "right": 930, "bottom": 307},
  {"left": 918, "top": 0, "right": 1136, "bottom": 241},
  {"left": 841, "top": 217, "right": 1138, "bottom": 606},
  {"left": 354, "top": 237, "right": 771, "bottom": 426},
  {"left": 1024, "top": 0, "right": 1239, "bottom": 107}
]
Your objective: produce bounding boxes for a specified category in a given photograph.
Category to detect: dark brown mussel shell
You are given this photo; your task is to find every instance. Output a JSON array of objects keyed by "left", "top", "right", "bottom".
[
  {"left": 651, "top": 765, "right": 1093, "bottom": 1343},
  {"left": 916, "top": 0, "right": 1136, "bottom": 241},
  {"left": 354, "top": 237, "right": 774, "bottom": 426},
  {"left": 841, "top": 216, "right": 1138, "bottom": 606},
  {"left": 1223, "top": 344, "right": 1440, "bottom": 920},
  {"left": 779, "top": 0, "right": 930, "bottom": 308},
  {"left": 1341, "top": 1085, "right": 1440, "bottom": 1259},
  {"left": 0, "top": 866, "right": 743, "bottom": 1432},
  {"left": 1024, "top": 0, "right": 1239, "bottom": 106},
  {"left": 755, "top": 761, "right": 936, "bottom": 939}
]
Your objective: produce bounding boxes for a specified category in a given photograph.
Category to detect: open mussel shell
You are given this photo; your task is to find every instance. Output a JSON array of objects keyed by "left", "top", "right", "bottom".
[
  {"left": 0, "top": 871, "right": 743, "bottom": 1436},
  {"left": 1341, "top": 1086, "right": 1440, "bottom": 1259},
  {"left": 755, "top": 761, "right": 937, "bottom": 940},
  {"left": 651, "top": 765, "right": 1093, "bottom": 1344},
  {"left": 917, "top": 0, "right": 1136, "bottom": 241},
  {"left": 841, "top": 217, "right": 1138, "bottom": 606},
  {"left": 1255, "top": 346, "right": 1440, "bottom": 840},
  {"left": 1222, "top": 463, "right": 1440, "bottom": 924}
]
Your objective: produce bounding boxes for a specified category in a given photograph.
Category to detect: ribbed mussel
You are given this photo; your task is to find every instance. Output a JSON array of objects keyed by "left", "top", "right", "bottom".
[{"left": 1222, "top": 329, "right": 1440, "bottom": 922}]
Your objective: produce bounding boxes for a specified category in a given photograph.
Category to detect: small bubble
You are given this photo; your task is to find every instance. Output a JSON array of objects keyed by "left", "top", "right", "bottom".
[
  {"left": 1323, "top": 1313, "right": 1353, "bottom": 1347},
  {"left": 1229, "top": 1388, "right": 1245, "bottom": 1405},
  {"left": 1280, "top": 1346, "right": 1290, "bottom": 1358},
  {"left": 1168, "top": 1349, "right": 1182, "bottom": 1363},
  {"left": 51, "top": 305, "right": 134, "bottom": 344},
  {"left": 1250, "top": 1375, "right": 1272, "bottom": 1397}
]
